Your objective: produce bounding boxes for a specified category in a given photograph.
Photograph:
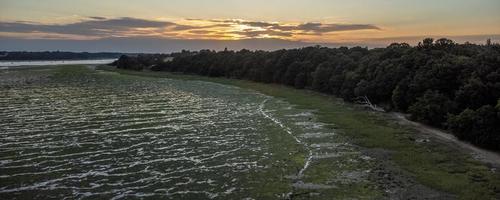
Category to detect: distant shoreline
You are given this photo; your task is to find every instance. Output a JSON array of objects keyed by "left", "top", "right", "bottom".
[
  {"left": 0, "top": 51, "right": 123, "bottom": 61},
  {"left": 0, "top": 59, "right": 116, "bottom": 68},
  {"left": 0, "top": 58, "right": 117, "bottom": 62}
]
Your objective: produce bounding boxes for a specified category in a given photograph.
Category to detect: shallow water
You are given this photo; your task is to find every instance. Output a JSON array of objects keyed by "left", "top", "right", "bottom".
[
  {"left": 0, "top": 59, "right": 116, "bottom": 68},
  {"left": 0, "top": 68, "right": 372, "bottom": 199}
]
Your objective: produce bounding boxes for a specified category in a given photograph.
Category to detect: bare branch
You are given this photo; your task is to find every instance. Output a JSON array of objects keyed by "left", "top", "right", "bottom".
[{"left": 355, "top": 96, "right": 385, "bottom": 112}]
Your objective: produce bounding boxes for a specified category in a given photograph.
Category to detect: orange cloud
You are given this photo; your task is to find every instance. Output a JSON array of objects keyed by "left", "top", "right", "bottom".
[{"left": 0, "top": 17, "right": 381, "bottom": 41}]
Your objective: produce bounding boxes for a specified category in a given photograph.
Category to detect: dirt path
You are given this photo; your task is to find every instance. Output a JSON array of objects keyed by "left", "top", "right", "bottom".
[{"left": 391, "top": 112, "right": 500, "bottom": 169}]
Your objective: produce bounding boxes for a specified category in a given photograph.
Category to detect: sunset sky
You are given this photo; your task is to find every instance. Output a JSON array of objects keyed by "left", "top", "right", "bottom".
[{"left": 1, "top": 0, "right": 500, "bottom": 52}]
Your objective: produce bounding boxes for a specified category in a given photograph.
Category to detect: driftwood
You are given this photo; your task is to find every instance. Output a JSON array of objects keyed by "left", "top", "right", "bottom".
[{"left": 355, "top": 96, "right": 385, "bottom": 112}]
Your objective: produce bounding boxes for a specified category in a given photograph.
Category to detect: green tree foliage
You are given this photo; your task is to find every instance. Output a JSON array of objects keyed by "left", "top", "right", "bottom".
[
  {"left": 419, "top": 38, "right": 434, "bottom": 48},
  {"left": 115, "top": 54, "right": 171, "bottom": 71},
  {"left": 114, "top": 39, "right": 500, "bottom": 150},
  {"left": 448, "top": 105, "right": 500, "bottom": 149},
  {"left": 392, "top": 78, "right": 411, "bottom": 111},
  {"left": 312, "top": 62, "right": 333, "bottom": 92},
  {"left": 408, "top": 90, "right": 454, "bottom": 126},
  {"left": 116, "top": 55, "right": 142, "bottom": 71}
]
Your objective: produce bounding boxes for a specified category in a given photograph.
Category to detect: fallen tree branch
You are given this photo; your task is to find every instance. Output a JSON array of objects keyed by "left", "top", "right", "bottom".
[{"left": 355, "top": 96, "right": 385, "bottom": 112}]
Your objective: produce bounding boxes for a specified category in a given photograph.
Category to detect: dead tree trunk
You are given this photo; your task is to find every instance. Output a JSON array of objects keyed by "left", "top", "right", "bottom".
[{"left": 355, "top": 96, "right": 385, "bottom": 112}]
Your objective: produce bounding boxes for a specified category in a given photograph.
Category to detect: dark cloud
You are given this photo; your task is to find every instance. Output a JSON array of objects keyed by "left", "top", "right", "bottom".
[
  {"left": 230, "top": 30, "right": 293, "bottom": 38},
  {"left": 206, "top": 19, "right": 239, "bottom": 23},
  {"left": 296, "top": 22, "right": 380, "bottom": 33},
  {"left": 0, "top": 17, "right": 181, "bottom": 37},
  {"left": 240, "top": 21, "right": 276, "bottom": 27},
  {"left": 203, "top": 19, "right": 277, "bottom": 28},
  {"left": 259, "top": 22, "right": 379, "bottom": 34},
  {"left": 88, "top": 16, "right": 107, "bottom": 20},
  {"left": 220, "top": 20, "right": 380, "bottom": 35},
  {"left": 0, "top": 17, "right": 380, "bottom": 40},
  {"left": 202, "top": 24, "right": 233, "bottom": 28}
]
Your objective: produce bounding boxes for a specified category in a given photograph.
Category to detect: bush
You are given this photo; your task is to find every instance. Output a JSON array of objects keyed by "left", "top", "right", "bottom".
[
  {"left": 408, "top": 90, "right": 454, "bottom": 127},
  {"left": 448, "top": 105, "right": 500, "bottom": 150}
]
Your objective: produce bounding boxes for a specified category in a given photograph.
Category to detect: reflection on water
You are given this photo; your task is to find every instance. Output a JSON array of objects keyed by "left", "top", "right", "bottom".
[{"left": 0, "top": 59, "right": 116, "bottom": 68}]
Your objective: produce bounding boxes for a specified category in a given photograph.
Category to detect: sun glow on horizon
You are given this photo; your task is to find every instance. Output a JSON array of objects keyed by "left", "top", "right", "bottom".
[
  {"left": 0, "top": 16, "right": 386, "bottom": 42},
  {"left": 1, "top": 0, "right": 499, "bottom": 48}
]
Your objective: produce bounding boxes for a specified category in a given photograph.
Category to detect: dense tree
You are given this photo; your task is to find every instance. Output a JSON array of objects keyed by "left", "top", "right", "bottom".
[
  {"left": 455, "top": 77, "right": 493, "bottom": 110},
  {"left": 312, "top": 62, "right": 334, "bottom": 92},
  {"left": 448, "top": 105, "right": 500, "bottom": 149},
  {"left": 116, "top": 55, "right": 142, "bottom": 71},
  {"left": 419, "top": 38, "right": 434, "bottom": 48},
  {"left": 408, "top": 90, "right": 454, "bottom": 126},
  {"left": 392, "top": 78, "right": 411, "bottom": 111}
]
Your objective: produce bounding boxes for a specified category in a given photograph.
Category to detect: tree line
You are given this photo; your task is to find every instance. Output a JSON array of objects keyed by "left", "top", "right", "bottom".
[{"left": 113, "top": 38, "right": 500, "bottom": 151}]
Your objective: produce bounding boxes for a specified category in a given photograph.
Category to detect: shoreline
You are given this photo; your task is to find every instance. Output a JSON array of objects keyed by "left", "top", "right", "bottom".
[
  {"left": 0, "top": 59, "right": 116, "bottom": 68},
  {"left": 391, "top": 112, "right": 500, "bottom": 168},
  {"left": 3, "top": 65, "right": 498, "bottom": 199},
  {"left": 102, "top": 66, "right": 500, "bottom": 199},
  {"left": 106, "top": 66, "right": 500, "bottom": 168}
]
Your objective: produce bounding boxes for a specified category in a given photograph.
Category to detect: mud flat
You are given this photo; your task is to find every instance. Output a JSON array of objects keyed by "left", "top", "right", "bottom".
[
  {"left": 108, "top": 66, "right": 500, "bottom": 199},
  {"left": 0, "top": 66, "right": 380, "bottom": 199}
]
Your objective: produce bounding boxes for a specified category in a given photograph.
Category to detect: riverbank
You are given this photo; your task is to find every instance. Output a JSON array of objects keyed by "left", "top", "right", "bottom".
[
  {"left": 102, "top": 66, "right": 500, "bottom": 199},
  {"left": 392, "top": 112, "right": 500, "bottom": 168}
]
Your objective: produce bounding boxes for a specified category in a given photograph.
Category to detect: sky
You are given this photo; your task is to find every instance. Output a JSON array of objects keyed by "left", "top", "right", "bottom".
[{"left": 1, "top": 0, "right": 500, "bottom": 52}]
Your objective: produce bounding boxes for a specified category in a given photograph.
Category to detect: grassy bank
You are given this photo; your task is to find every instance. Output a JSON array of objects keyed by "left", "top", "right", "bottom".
[{"left": 101, "top": 66, "right": 500, "bottom": 199}]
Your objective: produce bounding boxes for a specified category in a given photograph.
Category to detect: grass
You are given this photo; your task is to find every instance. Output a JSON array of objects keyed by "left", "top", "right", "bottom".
[{"left": 101, "top": 66, "right": 500, "bottom": 199}]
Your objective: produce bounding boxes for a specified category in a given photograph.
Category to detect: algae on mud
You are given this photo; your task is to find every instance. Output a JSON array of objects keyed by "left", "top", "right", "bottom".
[
  {"left": 1, "top": 66, "right": 383, "bottom": 199},
  {"left": 106, "top": 66, "right": 500, "bottom": 200}
]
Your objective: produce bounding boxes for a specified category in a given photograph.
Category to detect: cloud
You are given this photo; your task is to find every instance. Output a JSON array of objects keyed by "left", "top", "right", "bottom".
[
  {"left": 0, "top": 17, "right": 182, "bottom": 38},
  {"left": 88, "top": 16, "right": 107, "bottom": 20},
  {"left": 198, "top": 19, "right": 380, "bottom": 37},
  {"left": 188, "top": 30, "right": 214, "bottom": 34},
  {"left": 230, "top": 30, "right": 293, "bottom": 38},
  {"left": 295, "top": 22, "right": 380, "bottom": 33},
  {"left": 0, "top": 17, "right": 380, "bottom": 40},
  {"left": 240, "top": 21, "right": 276, "bottom": 28}
]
